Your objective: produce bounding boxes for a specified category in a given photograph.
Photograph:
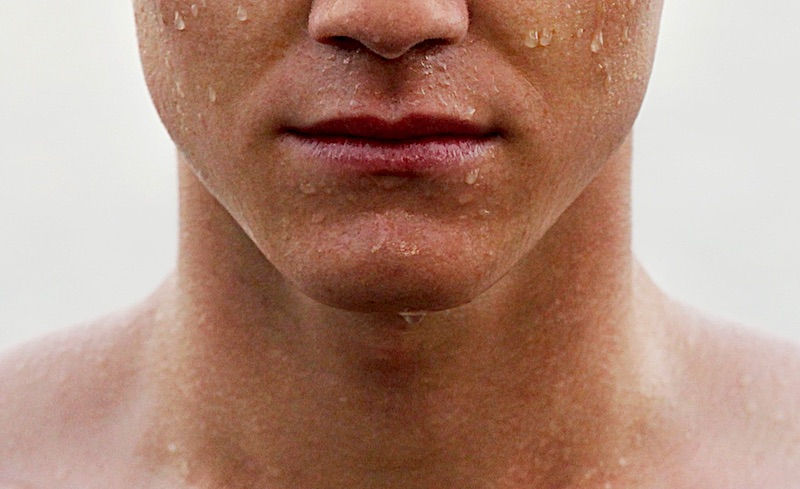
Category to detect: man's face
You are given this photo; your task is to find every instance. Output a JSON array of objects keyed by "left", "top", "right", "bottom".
[{"left": 134, "top": 0, "right": 663, "bottom": 312}]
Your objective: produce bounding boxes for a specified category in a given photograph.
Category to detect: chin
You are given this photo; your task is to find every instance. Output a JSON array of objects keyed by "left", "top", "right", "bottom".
[
  {"left": 298, "top": 269, "right": 489, "bottom": 314},
  {"left": 280, "top": 242, "right": 501, "bottom": 314}
]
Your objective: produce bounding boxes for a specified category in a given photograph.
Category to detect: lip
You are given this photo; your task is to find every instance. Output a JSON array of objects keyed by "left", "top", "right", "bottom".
[{"left": 283, "top": 115, "right": 499, "bottom": 175}]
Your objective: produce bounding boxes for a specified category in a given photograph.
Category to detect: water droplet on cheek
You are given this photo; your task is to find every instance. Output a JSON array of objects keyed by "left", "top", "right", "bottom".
[
  {"left": 190, "top": 4, "right": 199, "bottom": 17},
  {"left": 174, "top": 11, "right": 186, "bottom": 31},
  {"left": 590, "top": 31, "right": 604, "bottom": 53},
  {"left": 208, "top": 86, "right": 217, "bottom": 103},
  {"left": 539, "top": 28, "right": 554, "bottom": 47},
  {"left": 237, "top": 5, "right": 249, "bottom": 22},
  {"left": 525, "top": 31, "right": 540, "bottom": 49}
]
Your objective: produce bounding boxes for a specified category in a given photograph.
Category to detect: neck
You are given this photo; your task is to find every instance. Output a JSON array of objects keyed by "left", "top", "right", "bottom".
[{"left": 142, "top": 136, "right": 674, "bottom": 488}]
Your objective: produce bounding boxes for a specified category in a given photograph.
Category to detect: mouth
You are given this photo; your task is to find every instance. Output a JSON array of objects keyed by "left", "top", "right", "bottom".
[{"left": 283, "top": 114, "right": 500, "bottom": 176}]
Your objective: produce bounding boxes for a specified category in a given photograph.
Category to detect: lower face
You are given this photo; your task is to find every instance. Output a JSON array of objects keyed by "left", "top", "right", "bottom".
[{"left": 134, "top": 0, "right": 663, "bottom": 313}]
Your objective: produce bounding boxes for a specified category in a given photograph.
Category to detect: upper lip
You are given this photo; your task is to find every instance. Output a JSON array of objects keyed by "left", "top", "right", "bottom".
[{"left": 287, "top": 114, "right": 495, "bottom": 141}]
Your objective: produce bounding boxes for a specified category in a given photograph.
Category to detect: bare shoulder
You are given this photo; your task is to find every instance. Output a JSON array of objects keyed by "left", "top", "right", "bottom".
[
  {"left": 664, "top": 300, "right": 800, "bottom": 485},
  {"left": 0, "top": 291, "right": 161, "bottom": 485}
]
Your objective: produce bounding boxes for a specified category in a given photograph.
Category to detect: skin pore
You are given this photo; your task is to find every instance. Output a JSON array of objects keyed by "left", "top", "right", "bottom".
[{"left": 1, "top": 0, "right": 799, "bottom": 487}]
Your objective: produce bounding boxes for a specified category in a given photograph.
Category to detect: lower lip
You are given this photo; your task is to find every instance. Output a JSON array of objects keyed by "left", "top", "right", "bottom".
[{"left": 283, "top": 134, "right": 497, "bottom": 175}]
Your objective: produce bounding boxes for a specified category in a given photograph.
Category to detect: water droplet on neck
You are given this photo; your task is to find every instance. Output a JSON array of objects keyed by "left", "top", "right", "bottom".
[
  {"left": 237, "top": 5, "right": 248, "bottom": 22},
  {"left": 590, "top": 31, "right": 604, "bottom": 53},
  {"left": 399, "top": 311, "right": 427, "bottom": 324},
  {"left": 174, "top": 11, "right": 186, "bottom": 31}
]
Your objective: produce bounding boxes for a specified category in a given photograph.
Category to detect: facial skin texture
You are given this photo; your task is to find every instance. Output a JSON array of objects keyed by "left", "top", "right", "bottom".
[
  {"left": 135, "top": 0, "right": 660, "bottom": 313},
  {"left": 3, "top": 0, "right": 800, "bottom": 488}
]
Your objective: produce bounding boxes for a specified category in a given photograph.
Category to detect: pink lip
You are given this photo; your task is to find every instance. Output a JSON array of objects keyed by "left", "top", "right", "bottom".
[{"left": 284, "top": 115, "right": 499, "bottom": 175}]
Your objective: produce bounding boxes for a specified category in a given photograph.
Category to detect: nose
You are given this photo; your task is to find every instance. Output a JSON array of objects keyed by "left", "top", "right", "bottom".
[{"left": 308, "top": 0, "right": 469, "bottom": 60}]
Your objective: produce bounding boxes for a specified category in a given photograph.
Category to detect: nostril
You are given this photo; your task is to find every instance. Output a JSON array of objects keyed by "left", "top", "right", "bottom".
[
  {"left": 308, "top": 0, "right": 469, "bottom": 60},
  {"left": 319, "top": 36, "right": 366, "bottom": 52}
]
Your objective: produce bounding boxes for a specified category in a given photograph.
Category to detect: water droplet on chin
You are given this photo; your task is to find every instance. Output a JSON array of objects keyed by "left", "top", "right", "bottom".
[
  {"left": 300, "top": 182, "right": 317, "bottom": 195},
  {"left": 237, "top": 5, "right": 248, "bottom": 22},
  {"left": 399, "top": 311, "right": 427, "bottom": 324},
  {"left": 465, "top": 168, "right": 480, "bottom": 185},
  {"left": 174, "top": 11, "right": 186, "bottom": 31}
]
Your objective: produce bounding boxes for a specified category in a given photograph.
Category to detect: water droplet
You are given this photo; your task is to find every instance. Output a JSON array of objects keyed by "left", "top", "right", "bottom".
[
  {"left": 465, "top": 106, "right": 477, "bottom": 117},
  {"left": 622, "top": 26, "right": 631, "bottom": 43},
  {"left": 465, "top": 168, "right": 480, "bottom": 185},
  {"left": 618, "top": 456, "right": 629, "bottom": 467},
  {"left": 168, "top": 443, "right": 178, "bottom": 453},
  {"left": 174, "top": 11, "right": 186, "bottom": 31},
  {"left": 191, "top": 4, "right": 199, "bottom": 17},
  {"left": 208, "top": 86, "right": 217, "bottom": 103},
  {"left": 525, "top": 30, "right": 540, "bottom": 49},
  {"left": 478, "top": 208, "right": 491, "bottom": 218},
  {"left": 590, "top": 31, "right": 604, "bottom": 53},
  {"left": 300, "top": 182, "right": 317, "bottom": 195},
  {"left": 458, "top": 193, "right": 475, "bottom": 205},
  {"left": 342, "top": 56, "right": 351, "bottom": 65},
  {"left": 540, "top": 28, "right": 554, "bottom": 47},
  {"left": 399, "top": 311, "right": 427, "bottom": 324},
  {"left": 237, "top": 5, "right": 248, "bottom": 22},
  {"left": 576, "top": 28, "right": 585, "bottom": 38}
]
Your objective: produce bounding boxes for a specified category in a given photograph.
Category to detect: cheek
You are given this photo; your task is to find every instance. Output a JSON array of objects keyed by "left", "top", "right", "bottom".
[
  {"left": 493, "top": 0, "right": 661, "bottom": 152},
  {"left": 135, "top": 0, "right": 300, "bottom": 157}
]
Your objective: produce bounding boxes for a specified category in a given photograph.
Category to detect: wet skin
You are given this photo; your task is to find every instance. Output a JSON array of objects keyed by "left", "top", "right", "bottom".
[
  {"left": 135, "top": 0, "right": 660, "bottom": 312},
  {"left": 1, "top": 0, "right": 800, "bottom": 487}
]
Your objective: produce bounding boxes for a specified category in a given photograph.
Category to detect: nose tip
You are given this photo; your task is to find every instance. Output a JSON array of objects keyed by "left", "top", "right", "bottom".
[{"left": 308, "top": 0, "right": 469, "bottom": 60}]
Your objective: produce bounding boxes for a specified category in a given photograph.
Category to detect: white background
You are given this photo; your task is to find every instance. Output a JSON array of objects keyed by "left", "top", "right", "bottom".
[{"left": 1, "top": 1, "right": 798, "bottom": 349}]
